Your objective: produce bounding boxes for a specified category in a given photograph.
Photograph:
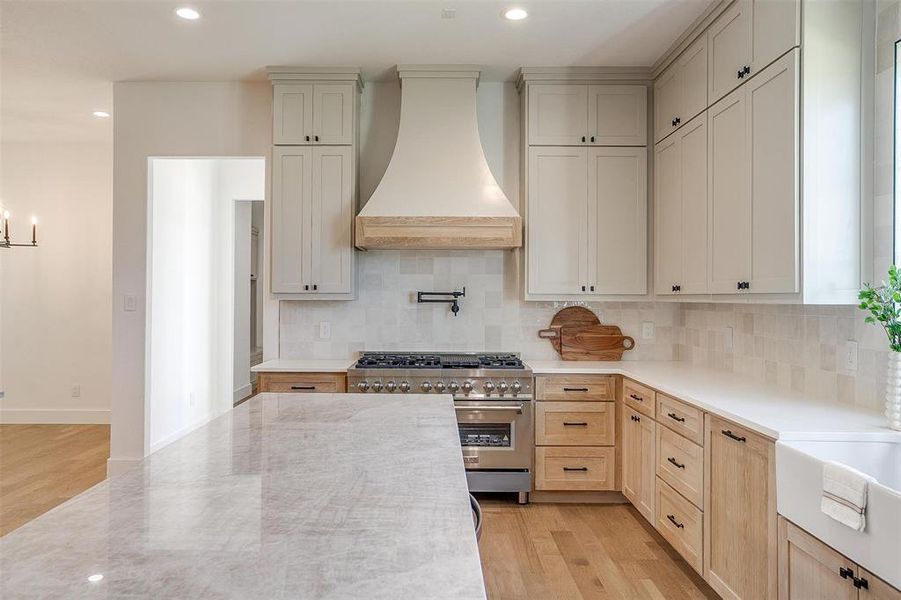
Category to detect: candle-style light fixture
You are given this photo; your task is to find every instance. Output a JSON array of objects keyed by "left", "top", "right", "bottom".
[{"left": 1, "top": 210, "right": 39, "bottom": 249}]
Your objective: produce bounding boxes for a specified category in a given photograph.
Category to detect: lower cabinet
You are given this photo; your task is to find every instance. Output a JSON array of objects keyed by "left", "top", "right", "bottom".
[
  {"left": 778, "top": 518, "right": 900, "bottom": 600},
  {"left": 257, "top": 372, "right": 347, "bottom": 393},
  {"left": 621, "top": 405, "right": 656, "bottom": 523},
  {"left": 656, "top": 477, "right": 704, "bottom": 574}
]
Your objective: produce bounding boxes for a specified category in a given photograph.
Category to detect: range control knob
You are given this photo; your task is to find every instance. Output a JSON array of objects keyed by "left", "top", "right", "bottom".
[
  {"left": 448, "top": 381, "right": 460, "bottom": 393},
  {"left": 357, "top": 381, "right": 370, "bottom": 392},
  {"left": 483, "top": 381, "right": 495, "bottom": 394},
  {"left": 434, "top": 381, "right": 446, "bottom": 393},
  {"left": 420, "top": 381, "right": 432, "bottom": 392},
  {"left": 371, "top": 381, "right": 383, "bottom": 392},
  {"left": 400, "top": 381, "right": 411, "bottom": 393},
  {"left": 497, "top": 381, "right": 508, "bottom": 395},
  {"left": 511, "top": 381, "right": 522, "bottom": 395},
  {"left": 461, "top": 381, "right": 474, "bottom": 394},
  {"left": 385, "top": 381, "right": 396, "bottom": 392}
]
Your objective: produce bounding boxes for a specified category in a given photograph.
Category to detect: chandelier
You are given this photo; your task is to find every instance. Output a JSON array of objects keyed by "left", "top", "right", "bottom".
[{"left": 1, "top": 211, "right": 38, "bottom": 249}]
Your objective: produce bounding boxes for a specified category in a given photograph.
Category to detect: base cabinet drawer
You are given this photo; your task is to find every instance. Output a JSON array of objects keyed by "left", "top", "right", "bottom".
[
  {"left": 257, "top": 372, "right": 347, "bottom": 393},
  {"left": 656, "top": 426, "right": 704, "bottom": 509},
  {"left": 536, "top": 375, "right": 615, "bottom": 401},
  {"left": 535, "top": 401, "right": 614, "bottom": 446},
  {"left": 656, "top": 478, "right": 703, "bottom": 574},
  {"left": 623, "top": 379, "right": 656, "bottom": 418},
  {"left": 535, "top": 447, "right": 615, "bottom": 491},
  {"left": 657, "top": 392, "right": 704, "bottom": 445}
]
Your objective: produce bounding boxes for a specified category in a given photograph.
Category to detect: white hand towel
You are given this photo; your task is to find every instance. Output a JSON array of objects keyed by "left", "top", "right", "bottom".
[{"left": 821, "top": 460, "right": 876, "bottom": 532}]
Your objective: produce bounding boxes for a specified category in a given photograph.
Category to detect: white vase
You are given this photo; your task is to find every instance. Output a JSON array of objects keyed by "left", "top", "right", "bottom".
[{"left": 886, "top": 352, "right": 901, "bottom": 431}]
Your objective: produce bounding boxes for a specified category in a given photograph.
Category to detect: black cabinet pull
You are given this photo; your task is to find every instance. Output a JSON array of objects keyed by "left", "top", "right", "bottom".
[
  {"left": 667, "top": 457, "right": 686, "bottom": 469},
  {"left": 314, "top": 135, "right": 320, "bottom": 142},
  {"left": 737, "top": 281, "right": 742, "bottom": 290},
  {"left": 737, "top": 68, "right": 745, "bottom": 79},
  {"left": 853, "top": 576, "right": 868, "bottom": 589},
  {"left": 629, "top": 393, "right": 643, "bottom": 402},
  {"left": 581, "top": 285, "right": 586, "bottom": 292},
  {"left": 721, "top": 429, "right": 747, "bottom": 443},
  {"left": 304, "top": 284, "right": 310, "bottom": 291},
  {"left": 590, "top": 136, "right": 595, "bottom": 143},
  {"left": 675, "top": 284, "right": 681, "bottom": 292},
  {"left": 839, "top": 567, "right": 853, "bottom": 580},
  {"left": 630, "top": 414, "right": 640, "bottom": 422},
  {"left": 290, "top": 385, "right": 316, "bottom": 391},
  {"left": 312, "top": 284, "right": 318, "bottom": 291},
  {"left": 674, "top": 117, "right": 681, "bottom": 125},
  {"left": 563, "top": 387, "right": 589, "bottom": 392},
  {"left": 671, "top": 117, "right": 677, "bottom": 127},
  {"left": 667, "top": 514, "right": 684, "bottom": 529},
  {"left": 563, "top": 466, "right": 589, "bottom": 472},
  {"left": 589, "top": 285, "right": 595, "bottom": 292},
  {"left": 581, "top": 136, "right": 586, "bottom": 143},
  {"left": 563, "top": 421, "right": 589, "bottom": 427},
  {"left": 305, "top": 135, "right": 310, "bottom": 142},
  {"left": 667, "top": 412, "right": 686, "bottom": 423},
  {"left": 743, "top": 65, "right": 751, "bottom": 76}
]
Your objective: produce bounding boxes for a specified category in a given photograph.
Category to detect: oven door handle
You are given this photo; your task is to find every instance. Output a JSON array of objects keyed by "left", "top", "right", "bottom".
[{"left": 455, "top": 404, "right": 524, "bottom": 414}]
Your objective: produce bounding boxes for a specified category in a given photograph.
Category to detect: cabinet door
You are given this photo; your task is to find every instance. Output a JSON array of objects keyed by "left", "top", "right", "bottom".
[
  {"left": 680, "top": 33, "right": 708, "bottom": 125},
  {"left": 705, "top": 415, "right": 777, "bottom": 600},
  {"left": 654, "top": 66, "right": 680, "bottom": 143},
  {"left": 708, "top": 89, "right": 750, "bottom": 294},
  {"left": 588, "top": 147, "right": 647, "bottom": 294},
  {"left": 527, "top": 147, "right": 589, "bottom": 294},
  {"left": 777, "top": 518, "right": 858, "bottom": 600},
  {"left": 747, "top": 51, "right": 798, "bottom": 294},
  {"left": 588, "top": 85, "right": 647, "bottom": 146},
  {"left": 752, "top": 0, "right": 800, "bottom": 75},
  {"left": 679, "top": 115, "right": 708, "bottom": 294},
  {"left": 528, "top": 84, "right": 589, "bottom": 146},
  {"left": 654, "top": 134, "right": 682, "bottom": 295},
  {"left": 708, "top": 0, "right": 752, "bottom": 105},
  {"left": 310, "top": 146, "right": 354, "bottom": 294},
  {"left": 859, "top": 569, "right": 901, "bottom": 600},
  {"left": 273, "top": 84, "right": 313, "bottom": 145},
  {"left": 313, "top": 83, "right": 354, "bottom": 145},
  {"left": 271, "top": 147, "right": 313, "bottom": 293},
  {"left": 622, "top": 406, "right": 656, "bottom": 524}
]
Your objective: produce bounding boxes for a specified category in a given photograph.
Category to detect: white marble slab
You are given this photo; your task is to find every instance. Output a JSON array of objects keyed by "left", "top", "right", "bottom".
[
  {"left": 251, "top": 358, "right": 356, "bottom": 373},
  {"left": 527, "top": 360, "right": 890, "bottom": 440},
  {"left": 0, "top": 393, "right": 486, "bottom": 600}
]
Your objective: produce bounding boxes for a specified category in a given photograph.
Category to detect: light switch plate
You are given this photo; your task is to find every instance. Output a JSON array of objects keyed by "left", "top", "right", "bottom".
[
  {"left": 842, "top": 340, "right": 859, "bottom": 372},
  {"left": 124, "top": 294, "right": 137, "bottom": 312},
  {"left": 642, "top": 321, "right": 655, "bottom": 340},
  {"left": 71, "top": 385, "right": 81, "bottom": 398},
  {"left": 319, "top": 322, "right": 331, "bottom": 340}
]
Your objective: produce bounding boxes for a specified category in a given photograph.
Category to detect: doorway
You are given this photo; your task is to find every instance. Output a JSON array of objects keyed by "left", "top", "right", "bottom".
[{"left": 234, "top": 200, "right": 264, "bottom": 404}]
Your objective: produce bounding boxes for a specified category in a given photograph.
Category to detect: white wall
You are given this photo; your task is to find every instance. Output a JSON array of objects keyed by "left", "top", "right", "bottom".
[
  {"left": 112, "top": 82, "right": 272, "bottom": 467},
  {"left": 0, "top": 142, "right": 112, "bottom": 423},
  {"left": 234, "top": 201, "right": 252, "bottom": 402},
  {"left": 147, "top": 158, "right": 263, "bottom": 452}
]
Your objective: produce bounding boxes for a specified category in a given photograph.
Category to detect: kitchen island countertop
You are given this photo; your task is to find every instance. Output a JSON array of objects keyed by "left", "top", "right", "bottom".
[{"left": 0, "top": 393, "right": 486, "bottom": 600}]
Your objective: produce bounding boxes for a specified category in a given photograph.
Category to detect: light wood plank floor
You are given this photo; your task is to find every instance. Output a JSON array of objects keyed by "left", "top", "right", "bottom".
[
  {"left": 478, "top": 497, "right": 718, "bottom": 600},
  {"left": 0, "top": 424, "right": 110, "bottom": 537}
]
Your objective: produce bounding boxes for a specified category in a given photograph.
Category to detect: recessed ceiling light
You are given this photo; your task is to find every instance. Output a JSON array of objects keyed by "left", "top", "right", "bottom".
[
  {"left": 87, "top": 574, "right": 104, "bottom": 583},
  {"left": 175, "top": 7, "right": 201, "bottom": 20},
  {"left": 92, "top": 111, "right": 110, "bottom": 118},
  {"left": 503, "top": 7, "right": 528, "bottom": 21}
]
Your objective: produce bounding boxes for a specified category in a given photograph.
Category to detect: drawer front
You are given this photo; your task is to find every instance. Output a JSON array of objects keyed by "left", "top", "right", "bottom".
[
  {"left": 259, "top": 372, "right": 346, "bottom": 393},
  {"left": 535, "top": 402, "right": 614, "bottom": 446},
  {"left": 536, "top": 375, "right": 614, "bottom": 401},
  {"left": 656, "top": 477, "right": 703, "bottom": 574},
  {"left": 623, "top": 379, "right": 655, "bottom": 418},
  {"left": 656, "top": 426, "right": 704, "bottom": 509},
  {"left": 656, "top": 393, "right": 704, "bottom": 445},
  {"left": 535, "top": 447, "right": 615, "bottom": 491}
]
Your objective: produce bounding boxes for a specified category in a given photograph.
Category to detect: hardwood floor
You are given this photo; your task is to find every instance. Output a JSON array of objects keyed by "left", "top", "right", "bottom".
[
  {"left": 478, "top": 497, "right": 718, "bottom": 600},
  {"left": 0, "top": 424, "right": 110, "bottom": 537}
]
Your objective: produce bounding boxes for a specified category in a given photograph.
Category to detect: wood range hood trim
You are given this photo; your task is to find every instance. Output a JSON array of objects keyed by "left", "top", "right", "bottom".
[{"left": 355, "top": 215, "right": 522, "bottom": 250}]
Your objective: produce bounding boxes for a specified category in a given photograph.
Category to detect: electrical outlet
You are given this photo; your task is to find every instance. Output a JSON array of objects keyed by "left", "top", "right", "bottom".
[
  {"left": 842, "top": 340, "right": 859, "bottom": 372},
  {"left": 319, "top": 322, "right": 331, "bottom": 340},
  {"left": 124, "top": 294, "right": 137, "bottom": 312},
  {"left": 724, "top": 326, "right": 734, "bottom": 351},
  {"left": 71, "top": 385, "right": 81, "bottom": 398},
  {"left": 642, "top": 321, "right": 655, "bottom": 340}
]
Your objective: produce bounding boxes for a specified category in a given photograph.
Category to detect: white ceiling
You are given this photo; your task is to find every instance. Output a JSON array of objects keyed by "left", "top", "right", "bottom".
[{"left": 1, "top": 0, "right": 713, "bottom": 142}]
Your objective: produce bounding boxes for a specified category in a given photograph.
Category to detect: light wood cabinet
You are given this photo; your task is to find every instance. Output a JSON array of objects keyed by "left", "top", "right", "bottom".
[
  {"left": 655, "top": 113, "right": 708, "bottom": 295},
  {"left": 708, "top": 50, "right": 798, "bottom": 295},
  {"left": 704, "top": 414, "right": 777, "bottom": 600},
  {"left": 528, "top": 84, "right": 646, "bottom": 146},
  {"left": 708, "top": 0, "right": 799, "bottom": 106},
  {"left": 271, "top": 146, "right": 355, "bottom": 296},
  {"left": 535, "top": 446, "right": 615, "bottom": 491},
  {"left": 535, "top": 401, "right": 614, "bottom": 446},
  {"left": 623, "top": 379, "right": 655, "bottom": 418},
  {"left": 535, "top": 375, "right": 615, "bottom": 402},
  {"left": 657, "top": 392, "right": 704, "bottom": 446},
  {"left": 257, "top": 372, "right": 347, "bottom": 393},
  {"left": 860, "top": 569, "right": 901, "bottom": 600},
  {"left": 622, "top": 405, "right": 656, "bottom": 523},
  {"left": 654, "top": 33, "right": 707, "bottom": 143},
  {"left": 274, "top": 82, "right": 355, "bottom": 145},
  {"left": 656, "top": 425, "right": 704, "bottom": 509},
  {"left": 657, "top": 477, "right": 704, "bottom": 574}
]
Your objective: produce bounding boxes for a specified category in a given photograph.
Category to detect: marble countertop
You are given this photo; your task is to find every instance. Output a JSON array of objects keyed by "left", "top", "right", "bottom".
[
  {"left": 527, "top": 360, "right": 890, "bottom": 440},
  {"left": 0, "top": 393, "right": 486, "bottom": 600},
  {"left": 251, "top": 358, "right": 356, "bottom": 372}
]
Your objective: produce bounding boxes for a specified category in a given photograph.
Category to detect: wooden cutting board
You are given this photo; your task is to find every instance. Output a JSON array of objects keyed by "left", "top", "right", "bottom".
[{"left": 538, "top": 307, "right": 634, "bottom": 360}]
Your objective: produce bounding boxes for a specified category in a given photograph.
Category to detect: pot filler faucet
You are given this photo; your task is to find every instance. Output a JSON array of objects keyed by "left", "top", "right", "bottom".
[{"left": 417, "top": 287, "right": 465, "bottom": 315}]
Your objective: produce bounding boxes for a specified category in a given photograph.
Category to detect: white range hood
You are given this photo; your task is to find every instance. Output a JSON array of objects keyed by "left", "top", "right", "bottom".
[{"left": 355, "top": 65, "right": 522, "bottom": 250}]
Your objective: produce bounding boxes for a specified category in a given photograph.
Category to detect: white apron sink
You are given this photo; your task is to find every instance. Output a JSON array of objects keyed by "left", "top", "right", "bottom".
[{"left": 776, "top": 434, "right": 901, "bottom": 590}]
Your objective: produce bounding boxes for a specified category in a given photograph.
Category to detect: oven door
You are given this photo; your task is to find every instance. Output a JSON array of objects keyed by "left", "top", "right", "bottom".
[{"left": 454, "top": 399, "right": 533, "bottom": 471}]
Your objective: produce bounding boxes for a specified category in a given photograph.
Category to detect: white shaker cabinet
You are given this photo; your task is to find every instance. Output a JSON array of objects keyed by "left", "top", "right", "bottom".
[
  {"left": 312, "top": 84, "right": 355, "bottom": 145},
  {"left": 654, "top": 34, "right": 708, "bottom": 143},
  {"left": 273, "top": 82, "right": 355, "bottom": 145},
  {"left": 273, "top": 84, "right": 313, "bottom": 146},
  {"left": 271, "top": 146, "right": 313, "bottom": 293},
  {"left": 528, "top": 84, "right": 589, "bottom": 146},
  {"left": 655, "top": 114, "right": 708, "bottom": 295},
  {"left": 528, "top": 83, "right": 646, "bottom": 146},
  {"left": 588, "top": 85, "right": 647, "bottom": 146}
]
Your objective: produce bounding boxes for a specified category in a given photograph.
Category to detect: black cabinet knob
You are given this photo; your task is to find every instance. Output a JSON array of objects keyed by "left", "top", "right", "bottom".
[
  {"left": 314, "top": 135, "right": 319, "bottom": 142},
  {"left": 674, "top": 117, "right": 681, "bottom": 125},
  {"left": 839, "top": 567, "right": 853, "bottom": 580},
  {"left": 312, "top": 284, "right": 318, "bottom": 291},
  {"left": 589, "top": 285, "right": 595, "bottom": 292},
  {"left": 304, "top": 284, "right": 310, "bottom": 291},
  {"left": 581, "top": 285, "right": 586, "bottom": 292},
  {"left": 581, "top": 136, "right": 586, "bottom": 143},
  {"left": 305, "top": 135, "right": 310, "bottom": 142},
  {"left": 590, "top": 136, "right": 595, "bottom": 143}
]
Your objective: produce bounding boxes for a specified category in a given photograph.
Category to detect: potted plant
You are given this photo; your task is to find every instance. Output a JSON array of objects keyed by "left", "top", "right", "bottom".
[{"left": 859, "top": 264, "right": 901, "bottom": 430}]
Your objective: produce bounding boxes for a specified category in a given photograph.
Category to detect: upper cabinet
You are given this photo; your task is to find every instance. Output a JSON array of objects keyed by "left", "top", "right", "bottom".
[
  {"left": 273, "top": 82, "right": 355, "bottom": 145},
  {"left": 528, "top": 83, "right": 647, "bottom": 146},
  {"left": 708, "top": 0, "right": 799, "bottom": 106},
  {"left": 654, "top": 33, "right": 707, "bottom": 143}
]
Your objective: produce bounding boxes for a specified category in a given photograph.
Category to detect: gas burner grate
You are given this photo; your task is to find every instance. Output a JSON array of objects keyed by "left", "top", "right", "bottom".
[{"left": 353, "top": 352, "right": 525, "bottom": 370}]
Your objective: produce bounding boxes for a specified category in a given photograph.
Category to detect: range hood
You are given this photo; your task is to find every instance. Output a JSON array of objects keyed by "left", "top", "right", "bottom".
[{"left": 355, "top": 65, "right": 522, "bottom": 250}]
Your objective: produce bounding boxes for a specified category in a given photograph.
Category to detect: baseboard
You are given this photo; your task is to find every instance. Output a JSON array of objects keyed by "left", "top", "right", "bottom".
[
  {"left": 147, "top": 408, "right": 227, "bottom": 455},
  {"left": 529, "top": 490, "right": 628, "bottom": 504},
  {"left": 0, "top": 408, "right": 110, "bottom": 424},
  {"left": 107, "top": 457, "right": 142, "bottom": 477},
  {"left": 233, "top": 383, "right": 252, "bottom": 403}
]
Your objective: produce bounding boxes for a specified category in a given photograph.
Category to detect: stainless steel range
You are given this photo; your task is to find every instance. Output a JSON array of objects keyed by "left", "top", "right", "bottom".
[{"left": 348, "top": 352, "right": 533, "bottom": 503}]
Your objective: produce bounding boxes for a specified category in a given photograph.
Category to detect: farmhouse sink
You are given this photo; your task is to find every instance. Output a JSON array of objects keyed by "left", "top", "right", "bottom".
[{"left": 776, "top": 434, "right": 901, "bottom": 590}]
